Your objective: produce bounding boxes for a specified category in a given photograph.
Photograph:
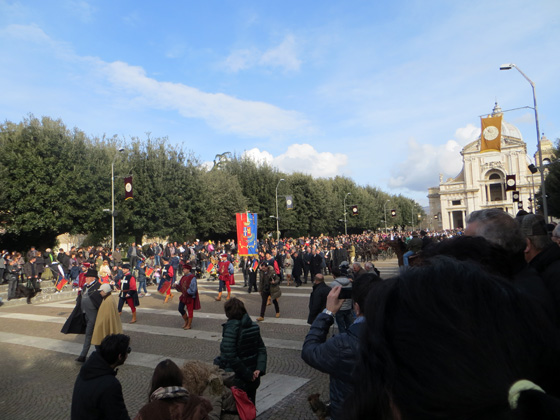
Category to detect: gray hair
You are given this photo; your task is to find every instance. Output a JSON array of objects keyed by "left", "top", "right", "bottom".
[{"left": 466, "top": 209, "right": 525, "bottom": 254}]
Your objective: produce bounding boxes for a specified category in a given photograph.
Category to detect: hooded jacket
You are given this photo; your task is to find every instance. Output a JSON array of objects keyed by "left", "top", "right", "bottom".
[{"left": 71, "top": 351, "right": 130, "bottom": 420}]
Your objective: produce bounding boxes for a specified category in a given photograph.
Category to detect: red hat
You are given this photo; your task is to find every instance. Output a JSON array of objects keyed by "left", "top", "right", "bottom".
[
  {"left": 182, "top": 263, "right": 192, "bottom": 271},
  {"left": 221, "top": 254, "right": 227, "bottom": 258}
]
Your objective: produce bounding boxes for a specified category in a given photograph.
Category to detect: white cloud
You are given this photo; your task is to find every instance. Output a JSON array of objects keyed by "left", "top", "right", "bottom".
[
  {"left": 243, "top": 144, "right": 348, "bottom": 178},
  {"left": 1, "top": 24, "right": 311, "bottom": 139},
  {"left": 224, "top": 34, "right": 301, "bottom": 73},
  {"left": 259, "top": 34, "right": 301, "bottom": 71},
  {"left": 243, "top": 148, "right": 274, "bottom": 165},
  {"left": 224, "top": 48, "right": 259, "bottom": 72},
  {"left": 99, "top": 60, "right": 310, "bottom": 138},
  {"left": 66, "top": 1, "right": 95, "bottom": 22},
  {"left": 388, "top": 124, "right": 479, "bottom": 191}
]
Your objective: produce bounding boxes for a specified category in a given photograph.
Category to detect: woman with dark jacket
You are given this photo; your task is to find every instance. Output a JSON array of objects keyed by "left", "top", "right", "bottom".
[
  {"left": 217, "top": 298, "right": 267, "bottom": 403},
  {"left": 134, "top": 359, "right": 212, "bottom": 420}
]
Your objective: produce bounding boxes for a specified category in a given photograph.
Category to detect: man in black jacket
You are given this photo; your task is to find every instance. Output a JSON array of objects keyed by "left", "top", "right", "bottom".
[
  {"left": 302, "top": 274, "right": 380, "bottom": 420},
  {"left": 307, "top": 274, "right": 330, "bottom": 324},
  {"left": 71, "top": 334, "right": 131, "bottom": 420}
]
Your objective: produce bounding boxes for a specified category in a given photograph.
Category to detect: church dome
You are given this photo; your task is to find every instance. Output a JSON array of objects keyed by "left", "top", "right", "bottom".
[{"left": 491, "top": 102, "right": 523, "bottom": 141}]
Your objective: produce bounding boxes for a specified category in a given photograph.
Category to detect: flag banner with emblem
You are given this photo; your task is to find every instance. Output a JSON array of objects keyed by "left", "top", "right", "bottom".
[
  {"left": 518, "top": 201, "right": 523, "bottom": 210},
  {"left": 512, "top": 191, "right": 520, "bottom": 202},
  {"left": 286, "top": 195, "right": 294, "bottom": 210},
  {"left": 236, "top": 212, "right": 258, "bottom": 256},
  {"left": 124, "top": 176, "right": 133, "bottom": 200},
  {"left": 55, "top": 277, "right": 68, "bottom": 291},
  {"left": 351, "top": 205, "right": 359, "bottom": 216},
  {"left": 506, "top": 175, "right": 516, "bottom": 191},
  {"left": 480, "top": 115, "right": 502, "bottom": 153},
  {"left": 145, "top": 267, "right": 154, "bottom": 277},
  {"left": 252, "top": 260, "right": 259, "bottom": 271},
  {"left": 158, "top": 279, "right": 171, "bottom": 295},
  {"left": 206, "top": 263, "right": 214, "bottom": 273}
]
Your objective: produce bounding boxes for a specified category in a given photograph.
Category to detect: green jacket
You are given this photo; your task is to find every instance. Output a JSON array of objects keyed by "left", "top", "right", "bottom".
[{"left": 219, "top": 313, "right": 267, "bottom": 384}]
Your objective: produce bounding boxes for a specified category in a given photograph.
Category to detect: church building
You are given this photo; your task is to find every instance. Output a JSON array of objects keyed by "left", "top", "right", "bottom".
[{"left": 428, "top": 103, "right": 554, "bottom": 231}]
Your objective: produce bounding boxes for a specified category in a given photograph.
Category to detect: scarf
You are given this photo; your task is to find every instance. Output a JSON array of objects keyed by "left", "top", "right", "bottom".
[{"left": 150, "top": 386, "right": 189, "bottom": 401}]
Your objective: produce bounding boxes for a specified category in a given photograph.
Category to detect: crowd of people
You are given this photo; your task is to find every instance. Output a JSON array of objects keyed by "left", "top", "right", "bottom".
[{"left": 5, "top": 212, "right": 560, "bottom": 419}]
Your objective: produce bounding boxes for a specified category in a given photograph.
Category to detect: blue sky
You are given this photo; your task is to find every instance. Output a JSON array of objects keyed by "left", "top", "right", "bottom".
[{"left": 1, "top": 0, "right": 559, "bottom": 205}]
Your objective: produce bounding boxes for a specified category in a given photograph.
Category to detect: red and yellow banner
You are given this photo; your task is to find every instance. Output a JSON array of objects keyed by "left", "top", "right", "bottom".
[{"left": 236, "top": 213, "right": 258, "bottom": 256}]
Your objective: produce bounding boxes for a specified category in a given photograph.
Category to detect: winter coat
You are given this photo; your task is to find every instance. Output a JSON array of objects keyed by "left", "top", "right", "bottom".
[
  {"left": 292, "top": 254, "right": 304, "bottom": 277},
  {"left": 219, "top": 313, "right": 267, "bottom": 391},
  {"left": 307, "top": 282, "right": 331, "bottom": 324},
  {"left": 71, "top": 351, "right": 130, "bottom": 420},
  {"left": 529, "top": 244, "right": 560, "bottom": 325},
  {"left": 302, "top": 314, "right": 365, "bottom": 420},
  {"left": 259, "top": 266, "right": 281, "bottom": 300}
]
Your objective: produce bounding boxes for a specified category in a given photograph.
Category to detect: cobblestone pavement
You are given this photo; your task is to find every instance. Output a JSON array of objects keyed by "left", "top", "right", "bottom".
[{"left": 0, "top": 259, "right": 399, "bottom": 420}]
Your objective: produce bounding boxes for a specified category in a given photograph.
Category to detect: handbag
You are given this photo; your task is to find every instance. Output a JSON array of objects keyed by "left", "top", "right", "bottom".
[{"left": 231, "top": 386, "right": 256, "bottom": 420}]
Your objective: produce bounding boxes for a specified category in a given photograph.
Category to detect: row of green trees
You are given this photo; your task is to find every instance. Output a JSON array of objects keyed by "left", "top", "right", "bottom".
[{"left": 0, "top": 116, "right": 426, "bottom": 250}]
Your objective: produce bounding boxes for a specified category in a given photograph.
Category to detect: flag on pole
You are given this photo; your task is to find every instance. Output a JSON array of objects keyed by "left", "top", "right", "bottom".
[
  {"left": 124, "top": 176, "right": 133, "bottom": 200},
  {"left": 286, "top": 196, "right": 293, "bottom": 210},
  {"left": 158, "top": 280, "right": 171, "bottom": 295},
  {"left": 480, "top": 115, "right": 502, "bottom": 153},
  {"left": 206, "top": 263, "right": 214, "bottom": 273},
  {"left": 236, "top": 212, "right": 258, "bottom": 256},
  {"left": 252, "top": 260, "right": 259, "bottom": 271},
  {"left": 56, "top": 277, "right": 68, "bottom": 291},
  {"left": 506, "top": 175, "right": 516, "bottom": 191}
]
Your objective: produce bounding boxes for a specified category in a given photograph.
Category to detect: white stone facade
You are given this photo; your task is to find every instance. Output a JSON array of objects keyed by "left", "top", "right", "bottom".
[{"left": 428, "top": 104, "right": 554, "bottom": 231}]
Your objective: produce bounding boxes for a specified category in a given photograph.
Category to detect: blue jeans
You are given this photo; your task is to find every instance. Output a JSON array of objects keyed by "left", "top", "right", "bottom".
[
  {"left": 403, "top": 251, "right": 414, "bottom": 267},
  {"left": 138, "top": 280, "right": 147, "bottom": 294}
]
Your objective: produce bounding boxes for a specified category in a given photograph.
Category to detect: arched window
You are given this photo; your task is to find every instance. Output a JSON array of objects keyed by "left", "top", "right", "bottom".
[{"left": 486, "top": 171, "right": 505, "bottom": 202}]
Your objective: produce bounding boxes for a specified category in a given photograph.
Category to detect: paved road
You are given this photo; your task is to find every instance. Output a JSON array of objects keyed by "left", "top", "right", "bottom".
[{"left": 0, "top": 259, "right": 399, "bottom": 420}]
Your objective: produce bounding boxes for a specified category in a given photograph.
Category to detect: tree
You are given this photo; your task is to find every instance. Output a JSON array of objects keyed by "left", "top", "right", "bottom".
[
  {"left": 0, "top": 116, "right": 108, "bottom": 249},
  {"left": 543, "top": 139, "right": 560, "bottom": 218}
]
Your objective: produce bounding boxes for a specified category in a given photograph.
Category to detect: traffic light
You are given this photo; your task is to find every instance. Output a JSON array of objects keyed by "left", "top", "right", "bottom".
[{"left": 391, "top": 209, "right": 397, "bottom": 217}]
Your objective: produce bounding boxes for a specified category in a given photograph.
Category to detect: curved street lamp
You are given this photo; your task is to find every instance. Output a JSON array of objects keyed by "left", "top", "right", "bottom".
[
  {"left": 343, "top": 192, "right": 351, "bottom": 235},
  {"left": 275, "top": 179, "right": 285, "bottom": 240},
  {"left": 500, "top": 63, "right": 548, "bottom": 222},
  {"left": 383, "top": 199, "right": 391, "bottom": 233},
  {"left": 111, "top": 148, "right": 125, "bottom": 253}
]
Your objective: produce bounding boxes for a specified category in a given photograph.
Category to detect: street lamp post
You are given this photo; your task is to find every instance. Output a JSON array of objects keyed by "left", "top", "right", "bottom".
[
  {"left": 111, "top": 148, "right": 125, "bottom": 253},
  {"left": 275, "top": 178, "right": 285, "bottom": 240},
  {"left": 343, "top": 192, "right": 351, "bottom": 235},
  {"left": 500, "top": 63, "right": 548, "bottom": 222},
  {"left": 383, "top": 199, "right": 390, "bottom": 233}
]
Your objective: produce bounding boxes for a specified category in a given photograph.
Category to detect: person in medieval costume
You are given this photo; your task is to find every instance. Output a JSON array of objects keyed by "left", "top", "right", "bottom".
[
  {"left": 216, "top": 253, "right": 234, "bottom": 301},
  {"left": 117, "top": 264, "right": 140, "bottom": 324},
  {"left": 175, "top": 263, "right": 201, "bottom": 330},
  {"left": 158, "top": 256, "right": 175, "bottom": 303}
]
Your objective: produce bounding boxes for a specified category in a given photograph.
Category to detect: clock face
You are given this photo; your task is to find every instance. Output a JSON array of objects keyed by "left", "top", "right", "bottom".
[
  {"left": 483, "top": 126, "right": 499, "bottom": 141},
  {"left": 125, "top": 183, "right": 132, "bottom": 192}
]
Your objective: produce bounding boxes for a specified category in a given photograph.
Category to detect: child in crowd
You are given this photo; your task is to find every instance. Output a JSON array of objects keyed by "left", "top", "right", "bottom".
[{"left": 137, "top": 262, "right": 149, "bottom": 297}]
